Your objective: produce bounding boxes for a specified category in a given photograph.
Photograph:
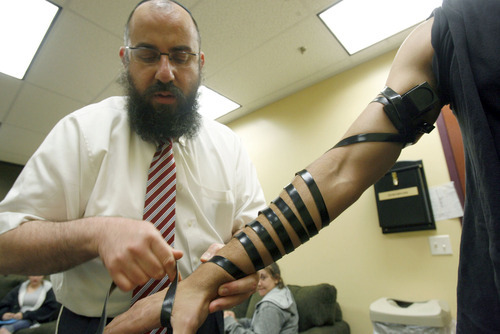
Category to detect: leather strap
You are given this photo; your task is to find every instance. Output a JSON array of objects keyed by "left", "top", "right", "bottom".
[
  {"left": 284, "top": 183, "right": 318, "bottom": 237},
  {"left": 333, "top": 133, "right": 406, "bottom": 149},
  {"left": 95, "top": 282, "right": 116, "bottom": 334},
  {"left": 273, "top": 197, "right": 310, "bottom": 244},
  {"left": 248, "top": 220, "right": 282, "bottom": 262},
  {"left": 160, "top": 269, "right": 178, "bottom": 333},
  {"left": 261, "top": 207, "right": 294, "bottom": 254},
  {"left": 206, "top": 255, "right": 246, "bottom": 280},
  {"left": 235, "top": 231, "right": 265, "bottom": 271},
  {"left": 296, "top": 170, "right": 330, "bottom": 226}
]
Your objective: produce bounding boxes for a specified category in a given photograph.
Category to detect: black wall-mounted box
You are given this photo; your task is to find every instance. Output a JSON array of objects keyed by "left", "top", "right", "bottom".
[{"left": 374, "top": 160, "right": 435, "bottom": 234}]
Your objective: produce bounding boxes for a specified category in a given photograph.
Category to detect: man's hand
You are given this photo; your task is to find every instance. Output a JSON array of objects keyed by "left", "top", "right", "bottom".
[
  {"left": 104, "top": 289, "right": 166, "bottom": 334},
  {"left": 209, "top": 273, "right": 257, "bottom": 313},
  {"left": 201, "top": 243, "right": 258, "bottom": 313},
  {"left": 223, "top": 310, "right": 236, "bottom": 319},
  {"left": 106, "top": 242, "right": 257, "bottom": 334},
  {"left": 1, "top": 312, "right": 15, "bottom": 320},
  {"left": 167, "top": 261, "right": 256, "bottom": 334},
  {"left": 96, "top": 218, "right": 183, "bottom": 291},
  {"left": 0, "top": 218, "right": 183, "bottom": 292}
]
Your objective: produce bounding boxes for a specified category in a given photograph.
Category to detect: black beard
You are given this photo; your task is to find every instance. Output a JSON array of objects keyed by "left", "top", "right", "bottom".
[{"left": 123, "top": 71, "right": 201, "bottom": 144}]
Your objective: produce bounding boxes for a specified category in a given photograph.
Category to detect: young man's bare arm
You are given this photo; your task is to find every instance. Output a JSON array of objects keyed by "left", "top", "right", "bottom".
[{"left": 103, "top": 18, "right": 443, "bottom": 334}]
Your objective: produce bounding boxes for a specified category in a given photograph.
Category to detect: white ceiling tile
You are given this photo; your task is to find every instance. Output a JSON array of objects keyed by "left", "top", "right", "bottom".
[
  {"left": 25, "top": 10, "right": 123, "bottom": 102},
  {"left": 193, "top": 0, "right": 311, "bottom": 76},
  {"left": 0, "top": 123, "right": 46, "bottom": 165},
  {"left": 205, "top": 16, "right": 347, "bottom": 109},
  {"left": 92, "top": 75, "right": 125, "bottom": 103},
  {"left": 50, "top": 0, "right": 67, "bottom": 7},
  {"left": 5, "top": 83, "right": 84, "bottom": 134},
  {"left": 0, "top": 73, "right": 23, "bottom": 122},
  {"left": 0, "top": 149, "right": 31, "bottom": 166},
  {"left": 64, "top": 0, "right": 138, "bottom": 39},
  {"left": 300, "top": 0, "right": 342, "bottom": 13}
]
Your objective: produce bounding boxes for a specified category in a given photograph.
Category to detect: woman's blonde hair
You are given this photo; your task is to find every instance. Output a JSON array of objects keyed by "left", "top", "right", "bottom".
[{"left": 264, "top": 263, "right": 284, "bottom": 289}]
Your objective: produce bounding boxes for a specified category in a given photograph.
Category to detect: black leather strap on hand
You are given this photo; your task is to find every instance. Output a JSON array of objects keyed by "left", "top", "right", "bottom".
[
  {"left": 160, "top": 268, "right": 179, "bottom": 333},
  {"left": 285, "top": 183, "right": 318, "bottom": 237},
  {"left": 296, "top": 169, "right": 331, "bottom": 226},
  {"left": 248, "top": 220, "right": 282, "bottom": 262},
  {"left": 235, "top": 231, "right": 265, "bottom": 271},
  {"left": 332, "top": 133, "right": 406, "bottom": 149},
  {"left": 206, "top": 255, "right": 246, "bottom": 280},
  {"left": 261, "top": 207, "right": 294, "bottom": 254},
  {"left": 272, "top": 197, "right": 310, "bottom": 244}
]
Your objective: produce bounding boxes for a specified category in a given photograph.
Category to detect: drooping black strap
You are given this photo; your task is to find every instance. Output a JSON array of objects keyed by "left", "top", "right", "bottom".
[
  {"left": 95, "top": 282, "right": 116, "bottom": 334},
  {"left": 272, "top": 197, "right": 310, "bottom": 244},
  {"left": 160, "top": 269, "right": 179, "bottom": 333},
  {"left": 284, "top": 183, "right": 318, "bottom": 237},
  {"left": 261, "top": 208, "right": 294, "bottom": 254},
  {"left": 296, "top": 169, "right": 330, "bottom": 226},
  {"left": 235, "top": 231, "right": 265, "bottom": 271}
]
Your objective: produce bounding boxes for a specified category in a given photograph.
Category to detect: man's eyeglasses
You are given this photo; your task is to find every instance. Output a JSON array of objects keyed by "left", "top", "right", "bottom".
[{"left": 125, "top": 46, "right": 199, "bottom": 66}]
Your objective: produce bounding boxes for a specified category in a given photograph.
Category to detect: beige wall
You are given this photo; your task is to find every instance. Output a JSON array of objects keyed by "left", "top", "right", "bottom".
[{"left": 227, "top": 50, "right": 462, "bottom": 333}]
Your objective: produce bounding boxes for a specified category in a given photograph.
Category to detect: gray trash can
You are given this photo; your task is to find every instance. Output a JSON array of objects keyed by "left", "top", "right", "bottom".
[{"left": 370, "top": 298, "right": 453, "bottom": 334}]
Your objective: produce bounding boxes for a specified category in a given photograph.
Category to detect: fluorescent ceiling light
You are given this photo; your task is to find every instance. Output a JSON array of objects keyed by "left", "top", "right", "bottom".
[
  {"left": 198, "top": 86, "right": 240, "bottom": 120},
  {"left": 319, "top": 0, "right": 441, "bottom": 55},
  {"left": 0, "top": 0, "right": 59, "bottom": 80}
]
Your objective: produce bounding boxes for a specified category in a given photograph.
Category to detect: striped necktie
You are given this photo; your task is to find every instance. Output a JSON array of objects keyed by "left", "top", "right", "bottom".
[{"left": 132, "top": 140, "right": 176, "bottom": 334}]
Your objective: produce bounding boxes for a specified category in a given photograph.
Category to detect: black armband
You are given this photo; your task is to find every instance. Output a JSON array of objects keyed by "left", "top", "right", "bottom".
[
  {"left": 331, "top": 82, "right": 439, "bottom": 149},
  {"left": 375, "top": 82, "right": 438, "bottom": 146}
]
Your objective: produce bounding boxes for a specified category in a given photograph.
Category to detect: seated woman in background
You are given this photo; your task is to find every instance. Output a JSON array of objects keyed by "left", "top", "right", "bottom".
[
  {"left": 0, "top": 276, "right": 60, "bottom": 334},
  {"left": 224, "top": 263, "right": 298, "bottom": 334}
]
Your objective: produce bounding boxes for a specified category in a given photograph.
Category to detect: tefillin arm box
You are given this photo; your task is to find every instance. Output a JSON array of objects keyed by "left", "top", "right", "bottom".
[{"left": 374, "top": 160, "right": 435, "bottom": 234}]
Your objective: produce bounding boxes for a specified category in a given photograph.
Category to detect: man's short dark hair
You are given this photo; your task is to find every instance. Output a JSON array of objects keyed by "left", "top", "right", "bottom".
[{"left": 123, "top": 0, "right": 201, "bottom": 47}]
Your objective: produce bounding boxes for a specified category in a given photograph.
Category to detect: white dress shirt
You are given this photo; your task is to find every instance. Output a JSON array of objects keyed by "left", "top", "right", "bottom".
[{"left": 0, "top": 96, "right": 266, "bottom": 316}]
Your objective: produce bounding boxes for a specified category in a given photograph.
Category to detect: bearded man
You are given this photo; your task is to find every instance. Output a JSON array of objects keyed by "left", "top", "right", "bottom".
[{"left": 0, "top": 1, "right": 266, "bottom": 333}]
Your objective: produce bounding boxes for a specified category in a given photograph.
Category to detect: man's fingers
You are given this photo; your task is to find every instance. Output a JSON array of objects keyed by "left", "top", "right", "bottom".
[
  {"left": 207, "top": 273, "right": 258, "bottom": 313},
  {"left": 135, "top": 248, "right": 168, "bottom": 280},
  {"left": 108, "top": 257, "right": 154, "bottom": 291},
  {"left": 200, "top": 243, "right": 224, "bottom": 263},
  {"left": 209, "top": 291, "right": 255, "bottom": 313},
  {"left": 112, "top": 272, "right": 135, "bottom": 292},
  {"left": 105, "top": 290, "right": 166, "bottom": 334},
  {"left": 150, "top": 239, "right": 184, "bottom": 279},
  {"left": 218, "top": 273, "right": 258, "bottom": 296}
]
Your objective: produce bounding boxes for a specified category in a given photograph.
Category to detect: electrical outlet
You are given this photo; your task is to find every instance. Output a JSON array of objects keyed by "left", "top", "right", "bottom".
[{"left": 429, "top": 235, "right": 453, "bottom": 255}]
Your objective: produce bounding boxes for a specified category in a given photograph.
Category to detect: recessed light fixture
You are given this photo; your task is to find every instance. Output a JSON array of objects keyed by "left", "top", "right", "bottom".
[
  {"left": 0, "top": 0, "right": 60, "bottom": 80},
  {"left": 197, "top": 86, "right": 240, "bottom": 120},
  {"left": 319, "top": 0, "right": 441, "bottom": 55}
]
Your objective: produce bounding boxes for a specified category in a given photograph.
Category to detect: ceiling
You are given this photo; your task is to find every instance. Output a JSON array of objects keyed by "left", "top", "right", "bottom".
[{"left": 0, "top": 0, "right": 416, "bottom": 166}]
